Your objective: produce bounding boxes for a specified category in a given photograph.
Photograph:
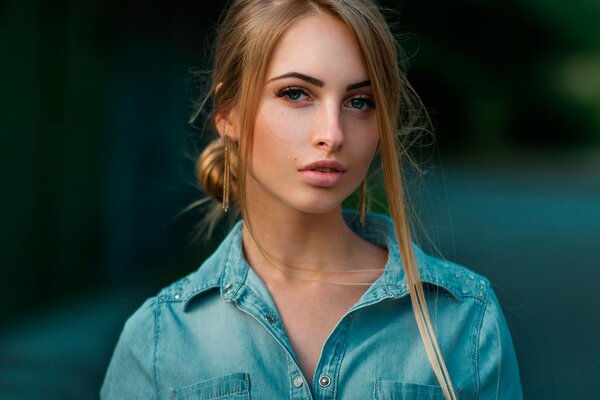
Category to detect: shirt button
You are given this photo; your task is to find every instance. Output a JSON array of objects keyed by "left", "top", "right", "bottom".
[
  {"left": 293, "top": 376, "right": 304, "bottom": 388},
  {"left": 318, "top": 375, "right": 331, "bottom": 388}
]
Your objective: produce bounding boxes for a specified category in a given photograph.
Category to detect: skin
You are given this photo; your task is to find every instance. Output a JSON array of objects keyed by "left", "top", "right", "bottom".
[{"left": 219, "top": 13, "right": 388, "bottom": 388}]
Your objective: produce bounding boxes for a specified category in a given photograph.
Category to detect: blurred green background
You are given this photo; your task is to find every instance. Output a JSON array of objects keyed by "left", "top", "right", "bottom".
[{"left": 1, "top": 0, "right": 599, "bottom": 398}]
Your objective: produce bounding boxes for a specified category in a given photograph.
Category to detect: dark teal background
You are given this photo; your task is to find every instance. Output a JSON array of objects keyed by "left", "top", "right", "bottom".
[{"left": 1, "top": 0, "right": 599, "bottom": 398}]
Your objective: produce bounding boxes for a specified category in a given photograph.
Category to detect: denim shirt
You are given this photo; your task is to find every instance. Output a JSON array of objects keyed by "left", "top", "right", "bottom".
[{"left": 101, "top": 212, "right": 522, "bottom": 399}]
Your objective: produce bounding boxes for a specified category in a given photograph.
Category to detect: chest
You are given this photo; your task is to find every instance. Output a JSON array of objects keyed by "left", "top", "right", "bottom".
[
  {"left": 158, "top": 289, "right": 478, "bottom": 400},
  {"left": 157, "top": 291, "right": 480, "bottom": 400},
  {"left": 267, "top": 285, "right": 367, "bottom": 386}
]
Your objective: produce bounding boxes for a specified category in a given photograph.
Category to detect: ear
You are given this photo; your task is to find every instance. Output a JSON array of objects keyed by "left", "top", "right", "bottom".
[
  {"left": 214, "top": 82, "right": 239, "bottom": 142},
  {"left": 215, "top": 110, "right": 239, "bottom": 142}
]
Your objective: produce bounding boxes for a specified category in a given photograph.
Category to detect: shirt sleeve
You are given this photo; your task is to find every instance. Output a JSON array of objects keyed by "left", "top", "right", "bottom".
[
  {"left": 100, "top": 297, "right": 157, "bottom": 400},
  {"left": 476, "top": 288, "right": 523, "bottom": 399}
]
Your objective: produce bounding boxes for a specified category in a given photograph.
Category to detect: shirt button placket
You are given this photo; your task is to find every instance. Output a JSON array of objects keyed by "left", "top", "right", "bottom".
[{"left": 288, "top": 357, "right": 309, "bottom": 400}]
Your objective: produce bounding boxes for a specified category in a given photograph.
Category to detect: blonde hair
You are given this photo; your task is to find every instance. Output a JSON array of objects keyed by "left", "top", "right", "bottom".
[{"left": 193, "top": 0, "right": 456, "bottom": 398}]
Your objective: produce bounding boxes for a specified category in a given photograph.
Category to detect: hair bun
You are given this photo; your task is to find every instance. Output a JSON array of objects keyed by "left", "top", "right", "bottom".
[{"left": 196, "top": 137, "right": 238, "bottom": 204}]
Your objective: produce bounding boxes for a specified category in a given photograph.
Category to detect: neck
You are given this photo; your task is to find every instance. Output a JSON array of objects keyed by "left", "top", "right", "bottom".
[{"left": 242, "top": 200, "right": 385, "bottom": 285}]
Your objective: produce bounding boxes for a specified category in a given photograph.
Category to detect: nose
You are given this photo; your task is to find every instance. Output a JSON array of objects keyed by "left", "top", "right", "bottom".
[{"left": 313, "top": 102, "right": 344, "bottom": 151}]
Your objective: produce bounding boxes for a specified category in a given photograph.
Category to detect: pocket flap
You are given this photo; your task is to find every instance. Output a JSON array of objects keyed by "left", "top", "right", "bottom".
[
  {"left": 374, "top": 381, "right": 446, "bottom": 400},
  {"left": 172, "top": 373, "right": 250, "bottom": 400}
]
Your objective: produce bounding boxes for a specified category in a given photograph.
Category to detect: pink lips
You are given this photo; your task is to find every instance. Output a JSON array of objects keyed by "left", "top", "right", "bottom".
[{"left": 298, "top": 160, "right": 347, "bottom": 188}]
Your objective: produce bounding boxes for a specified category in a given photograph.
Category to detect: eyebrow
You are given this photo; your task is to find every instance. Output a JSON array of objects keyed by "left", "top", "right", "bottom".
[
  {"left": 346, "top": 80, "right": 371, "bottom": 91},
  {"left": 266, "top": 72, "right": 371, "bottom": 92}
]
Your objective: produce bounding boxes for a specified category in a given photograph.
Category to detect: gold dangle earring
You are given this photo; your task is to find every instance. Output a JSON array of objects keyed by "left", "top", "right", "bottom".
[
  {"left": 359, "top": 179, "right": 367, "bottom": 225},
  {"left": 222, "top": 135, "right": 231, "bottom": 212}
]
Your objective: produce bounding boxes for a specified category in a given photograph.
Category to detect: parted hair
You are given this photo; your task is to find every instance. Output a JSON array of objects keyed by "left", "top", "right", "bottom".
[{"left": 192, "top": 1, "right": 456, "bottom": 398}]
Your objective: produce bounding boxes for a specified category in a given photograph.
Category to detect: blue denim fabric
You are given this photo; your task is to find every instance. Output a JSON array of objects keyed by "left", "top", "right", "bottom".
[{"left": 101, "top": 212, "right": 522, "bottom": 399}]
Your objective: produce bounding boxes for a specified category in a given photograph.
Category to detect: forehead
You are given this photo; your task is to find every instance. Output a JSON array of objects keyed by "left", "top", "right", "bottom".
[{"left": 265, "top": 14, "right": 369, "bottom": 83}]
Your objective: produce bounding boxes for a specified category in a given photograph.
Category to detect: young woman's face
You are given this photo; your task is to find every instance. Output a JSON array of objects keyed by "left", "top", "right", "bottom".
[{"left": 247, "top": 13, "right": 379, "bottom": 216}]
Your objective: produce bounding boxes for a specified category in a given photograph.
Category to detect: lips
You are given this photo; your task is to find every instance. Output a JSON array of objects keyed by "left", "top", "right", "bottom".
[
  {"left": 312, "top": 167, "right": 338, "bottom": 172},
  {"left": 298, "top": 160, "right": 347, "bottom": 187},
  {"left": 299, "top": 160, "right": 347, "bottom": 173}
]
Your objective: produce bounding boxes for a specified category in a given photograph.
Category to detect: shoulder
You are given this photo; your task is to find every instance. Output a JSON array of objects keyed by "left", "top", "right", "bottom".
[
  {"left": 122, "top": 239, "right": 232, "bottom": 335},
  {"left": 120, "top": 221, "right": 246, "bottom": 339},
  {"left": 415, "top": 246, "right": 492, "bottom": 304},
  {"left": 415, "top": 249, "right": 523, "bottom": 396},
  {"left": 350, "top": 211, "right": 495, "bottom": 304}
]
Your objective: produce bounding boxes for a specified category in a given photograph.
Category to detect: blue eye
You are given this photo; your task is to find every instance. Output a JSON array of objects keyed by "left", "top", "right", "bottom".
[
  {"left": 351, "top": 98, "right": 365, "bottom": 109},
  {"left": 348, "top": 96, "right": 374, "bottom": 110},
  {"left": 287, "top": 89, "right": 303, "bottom": 100},
  {"left": 276, "top": 86, "right": 310, "bottom": 101}
]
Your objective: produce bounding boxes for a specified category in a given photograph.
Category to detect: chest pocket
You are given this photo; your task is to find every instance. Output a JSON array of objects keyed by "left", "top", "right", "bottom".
[
  {"left": 374, "top": 381, "right": 446, "bottom": 400},
  {"left": 171, "top": 373, "right": 250, "bottom": 400}
]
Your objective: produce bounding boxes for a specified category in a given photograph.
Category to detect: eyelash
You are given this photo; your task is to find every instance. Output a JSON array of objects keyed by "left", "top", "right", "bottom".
[
  {"left": 275, "top": 86, "right": 310, "bottom": 100},
  {"left": 274, "top": 85, "right": 375, "bottom": 110}
]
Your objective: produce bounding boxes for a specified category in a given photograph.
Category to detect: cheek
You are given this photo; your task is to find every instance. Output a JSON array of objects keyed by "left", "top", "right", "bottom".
[
  {"left": 254, "top": 105, "right": 310, "bottom": 150},
  {"left": 251, "top": 108, "right": 299, "bottom": 169},
  {"left": 349, "top": 122, "right": 379, "bottom": 161},
  {"left": 363, "top": 131, "right": 379, "bottom": 155}
]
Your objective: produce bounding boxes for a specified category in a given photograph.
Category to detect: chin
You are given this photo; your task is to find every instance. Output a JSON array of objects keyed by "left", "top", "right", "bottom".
[{"left": 287, "top": 197, "right": 346, "bottom": 216}]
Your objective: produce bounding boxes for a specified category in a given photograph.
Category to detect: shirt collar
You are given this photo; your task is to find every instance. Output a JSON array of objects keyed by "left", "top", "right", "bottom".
[{"left": 181, "top": 212, "right": 465, "bottom": 311}]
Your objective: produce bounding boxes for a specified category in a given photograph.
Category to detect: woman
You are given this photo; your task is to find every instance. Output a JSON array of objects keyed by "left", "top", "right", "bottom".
[{"left": 101, "top": 0, "right": 522, "bottom": 399}]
